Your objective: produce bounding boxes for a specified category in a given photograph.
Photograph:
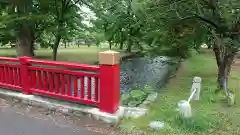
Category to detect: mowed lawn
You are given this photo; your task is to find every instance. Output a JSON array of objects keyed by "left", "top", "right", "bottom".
[
  {"left": 0, "top": 46, "right": 128, "bottom": 64},
  {"left": 120, "top": 50, "right": 240, "bottom": 135}
]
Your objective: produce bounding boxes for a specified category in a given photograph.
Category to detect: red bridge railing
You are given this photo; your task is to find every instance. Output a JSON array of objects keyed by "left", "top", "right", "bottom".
[
  {"left": 0, "top": 57, "right": 22, "bottom": 90},
  {"left": 0, "top": 50, "right": 120, "bottom": 114}
]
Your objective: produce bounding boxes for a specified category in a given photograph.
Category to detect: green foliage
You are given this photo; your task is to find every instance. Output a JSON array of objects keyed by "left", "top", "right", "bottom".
[
  {"left": 121, "top": 85, "right": 155, "bottom": 107},
  {"left": 88, "top": 0, "right": 145, "bottom": 51},
  {"left": 129, "top": 90, "right": 147, "bottom": 106},
  {"left": 128, "top": 100, "right": 142, "bottom": 107},
  {"left": 131, "top": 90, "right": 146, "bottom": 99},
  {"left": 1, "top": 0, "right": 240, "bottom": 59},
  {"left": 0, "top": 0, "right": 87, "bottom": 57},
  {"left": 174, "top": 114, "right": 217, "bottom": 132},
  {"left": 142, "top": 85, "right": 154, "bottom": 95},
  {"left": 121, "top": 93, "right": 131, "bottom": 105}
]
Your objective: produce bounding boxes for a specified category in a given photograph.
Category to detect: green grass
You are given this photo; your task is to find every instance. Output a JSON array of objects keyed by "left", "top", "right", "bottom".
[
  {"left": 0, "top": 46, "right": 128, "bottom": 64},
  {"left": 120, "top": 50, "right": 240, "bottom": 135}
]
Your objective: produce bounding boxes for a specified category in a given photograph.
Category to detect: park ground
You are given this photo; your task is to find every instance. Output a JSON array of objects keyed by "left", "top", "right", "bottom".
[
  {"left": 0, "top": 46, "right": 128, "bottom": 64},
  {"left": 1, "top": 47, "right": 240, "bottom": 135},
  {"left": 120, "top": 49, "right": 240, "bottom": 135}
]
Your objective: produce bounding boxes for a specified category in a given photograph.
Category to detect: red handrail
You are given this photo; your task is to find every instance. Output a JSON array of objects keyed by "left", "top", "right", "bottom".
[
  {"left": 0, "top": 57, "right": 19, "bottom": 62},
  {"left": 28, "top": 59, "right": 100, "bottom": 70}
]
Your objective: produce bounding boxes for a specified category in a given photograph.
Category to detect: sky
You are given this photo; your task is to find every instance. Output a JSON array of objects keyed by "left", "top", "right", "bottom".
[{"left": 80, "top": 5, "right": 96, "bottom": 27}]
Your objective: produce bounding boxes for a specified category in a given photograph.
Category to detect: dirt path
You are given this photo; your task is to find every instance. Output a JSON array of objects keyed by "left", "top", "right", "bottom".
[{"left": 0, "top": 98, "right": 135, "bottom": 135}]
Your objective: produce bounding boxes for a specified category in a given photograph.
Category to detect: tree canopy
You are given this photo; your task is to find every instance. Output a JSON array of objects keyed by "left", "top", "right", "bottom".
[{"left": 0, "top": 0, "right": 240, "bottom": 98}]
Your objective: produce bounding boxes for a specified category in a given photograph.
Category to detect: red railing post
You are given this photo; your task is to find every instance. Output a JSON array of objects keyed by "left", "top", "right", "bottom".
[
  {"left": 19, "top": 56, "right": 31, "bottom": 95},
  {"left": 99, "top": 50, "right": 120, "bottom": 114}
]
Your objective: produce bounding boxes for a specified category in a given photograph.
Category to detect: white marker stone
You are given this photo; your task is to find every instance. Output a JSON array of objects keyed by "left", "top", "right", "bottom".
[
  {"left": 178, "top": 100, "right": 192, "bottom": 118},
  {"left": 149, "top": 121, "right": 165, "bottom": 130},
  {"left": 190, "top": 77, "right": 202, "bottom": 100}
]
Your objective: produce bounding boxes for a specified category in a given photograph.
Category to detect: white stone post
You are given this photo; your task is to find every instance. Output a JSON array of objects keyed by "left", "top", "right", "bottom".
[
  {"left": 190, "top": 77, "right": 202, "bottom": 101},
  {"left": 178, "top": 100, "right": 192, "bottom": 118},
  {"left": 177, "top": 77, "right": 202, "bottom": 119}
]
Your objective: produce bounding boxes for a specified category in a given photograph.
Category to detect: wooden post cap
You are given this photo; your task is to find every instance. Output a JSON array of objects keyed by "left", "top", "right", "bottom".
[{"left": 99, "top": 50, "right": 120, "bottom": 65}]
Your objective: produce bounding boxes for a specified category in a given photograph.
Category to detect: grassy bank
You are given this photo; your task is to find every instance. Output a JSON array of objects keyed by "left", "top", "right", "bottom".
[{"left": 120, "top": 50, "right": 240, "bottom": 135}]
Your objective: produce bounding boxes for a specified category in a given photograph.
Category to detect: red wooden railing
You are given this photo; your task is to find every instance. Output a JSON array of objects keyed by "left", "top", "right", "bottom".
[
  {"left": 0, "top": 57, "right": 22, "bottom": 90},
  {"left": 0, "top": 56, "right": 120, "bottom": 114}
]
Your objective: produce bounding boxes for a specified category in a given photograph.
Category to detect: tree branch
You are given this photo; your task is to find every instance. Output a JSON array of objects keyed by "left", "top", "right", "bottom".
[
  {"left": 80, "top": 0, "right": 121, "bottom": 15},
  {"left": 63, "top": 0, "right": 72, "bottom": 12},
  {"left": 180, "top": 14, "right": 219, "bottom": 29},
  {"left": 55, "top": 0, "right": 59, "bottom": 21}
]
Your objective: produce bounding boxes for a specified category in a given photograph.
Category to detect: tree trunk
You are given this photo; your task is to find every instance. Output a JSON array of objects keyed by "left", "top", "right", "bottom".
[
  {"left": 213, "top": 47, "right": 221, "bottom": 67},
  {"left": 16, "top": 39, "right": 33, "bottom": 57},
  {"left": 109, "top": 41, "right": 112, "bottom": 49},
  {"left": 64, "top": 40, "right": 67, "bottom": 48},
  {"left": 10, "top": 44, "right": 15, "bottom": 48},
  {"left": 52, "top": 32, "right": 61, "bottom": 61},
  {"left": 215, "top": 52, "right": 235, "bottom": 95},
  {"left": 16, "top": 23, "right": 35, "bottom": 57},
  {"left": 218, "top": 62, "right": 229, "bottom": 93},
  {"left": 16, "top": 36, "right": 34, "bottom": 57},
  {"left": 120, "top": 30, "right": 125, "bottom": 50},
  {"left": 136, "top": 41, "right": 143, "bottom": 51},
  {"left": 120, "top": 41, "right": 124, "bottom": 50},
  {"left": 31, "top": 43, "right": 35, "bottom": 56},
  {"left": 207, "top": 44, "right": 212, "bottom": 49},
  {"left": 126, "top": 38, "right": 132, "bottom": 52}
]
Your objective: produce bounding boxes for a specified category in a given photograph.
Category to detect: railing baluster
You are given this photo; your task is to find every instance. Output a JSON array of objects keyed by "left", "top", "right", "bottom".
[
  {"left": 4, "top": 65, "right": 8, "bottom": 83},
  {"left": 7, "top": 66, "right": 11, "bottom": 84},
  {"left": 0, "top": 66, "right": 3, "bottom": 83},
  {"left": 94, "top": 77, "right": 99, "bottom": 102},
  {"left": 12, "top": 68, "right": 16, "bottom": 85},
  {"left": 48, "top": 72, "right": 54, "bottom": 92},
  {"left": 67, "top": 75, "right": 71, "bottom": 96},
  {"left": 16, "top": 68, "right": 20, "bottom": 86},
  {"left": 43, "top": 71, "right": 48, "bottom": 91},
  {"left": 9, "top": 67, "right": 13, "bottom": 85},
  {"left": 80, "top": 76, "right": 84, "bottom": 98},
  {"left": 31, "top": 70, "right": 36, "bottom": 88},
  {"left": 88, "top": 77, "right": 92, "bottom": 100},
  {"left": 60, "top": 74, "right": 65, "bottom": 95},
  {"left": 74, "top": 76, "right": 78, "bottom": 97},
  {"left": 37, "top": 70, "right": 42, "bottom": 89},
  {"left": 54, "top": 73, "right": 59, "bottom": 93}
]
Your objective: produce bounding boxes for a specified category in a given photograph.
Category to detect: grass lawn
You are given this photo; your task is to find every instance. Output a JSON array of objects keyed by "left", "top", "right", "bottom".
[
  {"left": 120, "top": 50, "right": 240, "bottom": 135},
  {"left": 0, "top": 46, "right": 128, "bottom": 64}
]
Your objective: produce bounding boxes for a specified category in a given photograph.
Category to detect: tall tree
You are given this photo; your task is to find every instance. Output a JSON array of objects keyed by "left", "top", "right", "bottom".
[
  {"left": 143, "top": 0, "right": 240, "bottom": 99},
  {"left": 40, "top": 0, "right": 83, "bottom": 60},
  {"left": 85, "top": 0, "right": 143, "bottom": 52},
  {"left": 0, "top": 0, "right": 35, "bottom": 56}
]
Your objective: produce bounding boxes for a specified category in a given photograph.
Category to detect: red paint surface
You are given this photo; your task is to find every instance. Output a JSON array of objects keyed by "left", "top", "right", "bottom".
[
  {"left": 80, "top": 76, "right": 85, "bottom": 98},
  {"left": 0, "top": 56, "right": 120, "bottom": 114},
  {"left": 48, "top": 72, "right": 53, "bottom": 92},
  {"left": 88, "top": 77, "right": 92, "bottom": 100},
  {"left": 19, "top": 56, "right": 31, "bottom": 94},
  {"left": 99, "top": 64, "right": 120, "bottom": 113}
]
